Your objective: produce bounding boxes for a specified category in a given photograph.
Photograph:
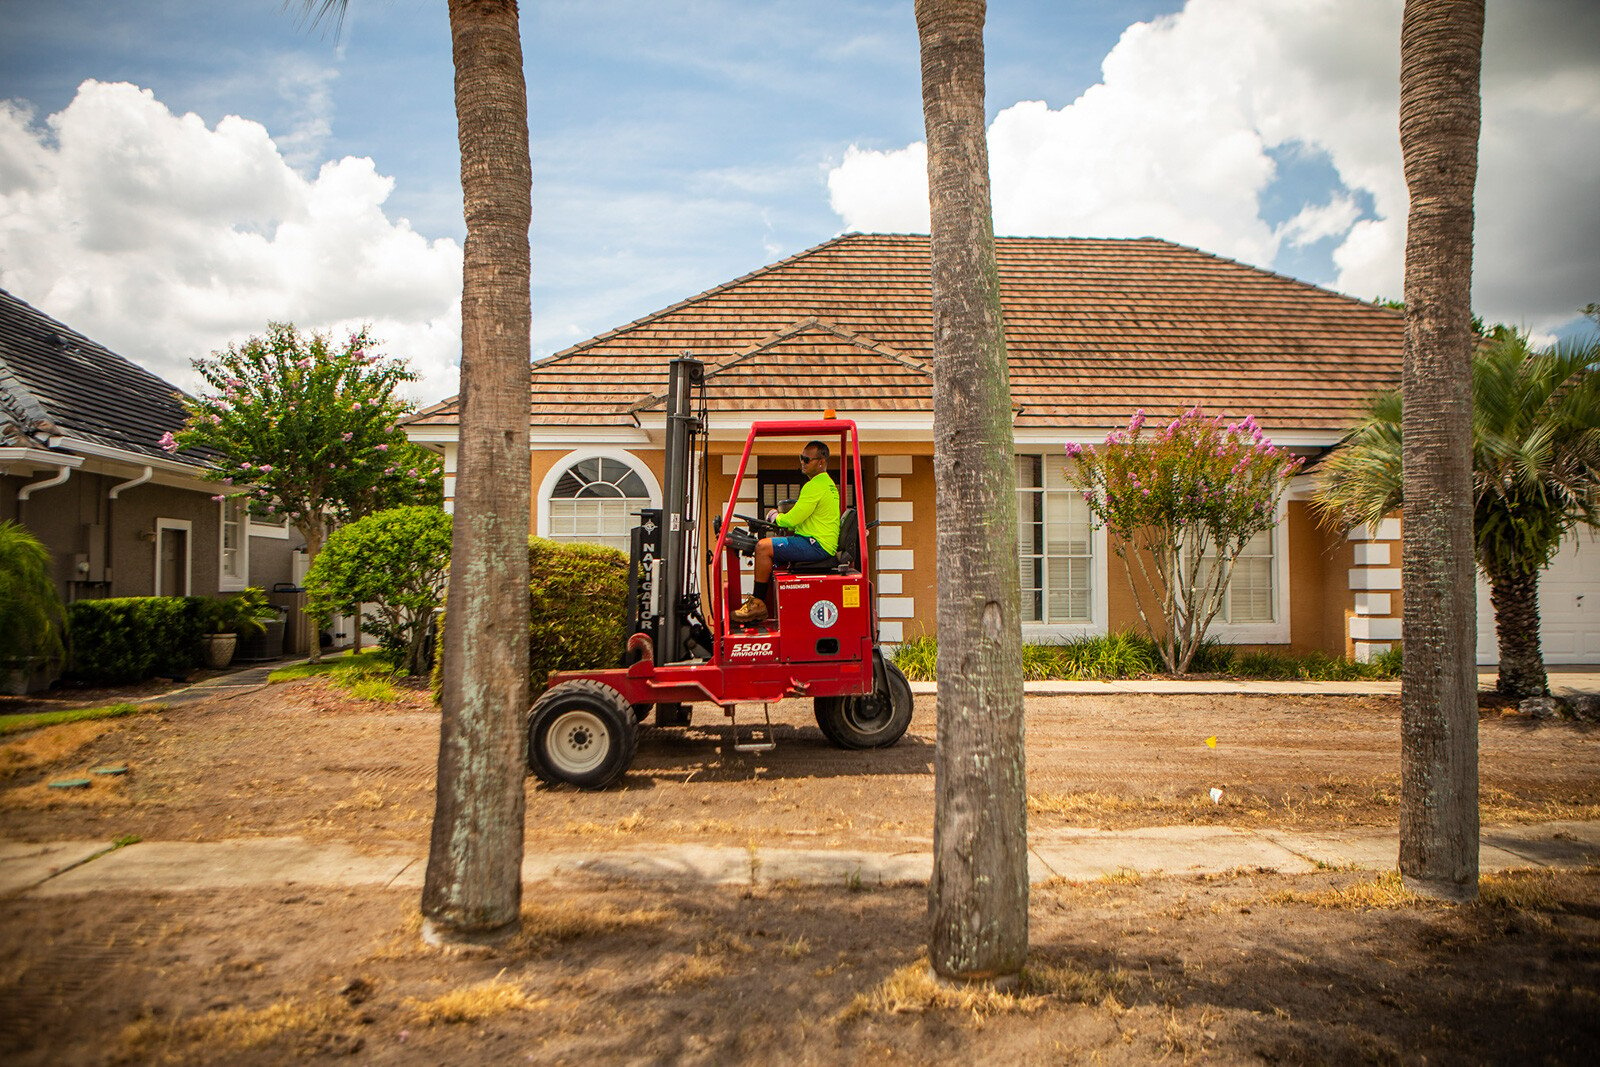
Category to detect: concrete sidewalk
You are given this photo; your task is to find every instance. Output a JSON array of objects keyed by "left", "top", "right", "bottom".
[{"left": 6, "top": 821, "right": 1597, "bottom": 899}]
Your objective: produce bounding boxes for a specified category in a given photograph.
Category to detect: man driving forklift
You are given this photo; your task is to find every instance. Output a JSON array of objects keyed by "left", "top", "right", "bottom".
[{"left": 731, "top": 439, "right": 840, "bottom": 624}]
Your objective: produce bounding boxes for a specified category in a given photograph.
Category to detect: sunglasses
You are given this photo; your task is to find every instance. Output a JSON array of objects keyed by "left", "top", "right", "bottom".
[{"left": 799, "top": 454, "right": 822, "bottom": 464}]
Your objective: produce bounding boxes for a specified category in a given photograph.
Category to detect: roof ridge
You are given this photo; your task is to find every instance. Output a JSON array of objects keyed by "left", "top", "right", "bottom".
[
  {"left": 1111, "top": 238, "right": 1403, "bottom": 313},
  {"left": 531, "top": 234, "right": 865, "bottom": 372}
]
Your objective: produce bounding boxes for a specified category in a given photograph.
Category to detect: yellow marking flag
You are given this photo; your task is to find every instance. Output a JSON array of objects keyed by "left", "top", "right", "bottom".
[{"left": 1204, "top": 736, "right": 1218, "bottom": 749}]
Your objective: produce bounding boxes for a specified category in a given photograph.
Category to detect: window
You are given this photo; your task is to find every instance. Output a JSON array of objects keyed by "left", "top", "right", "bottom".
[
  {"left": 1198, "top": 500, "right": 1289, "bottom": 642},
  {"left": 541, "top": 452, "right": 658, "bottom": 552},
  {"left": 1215, "top": 528, "right": 1274, "bottom": 624},
  {"left": 1015, "top": 455, "right": 1095, "bottom": 624},
  {"left": 219, "top": 498, "right": 249, "bottom": 590}
]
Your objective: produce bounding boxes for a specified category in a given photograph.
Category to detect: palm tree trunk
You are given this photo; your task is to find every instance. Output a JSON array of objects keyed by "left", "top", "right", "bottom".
[
  {"left": 1489, "top": 568, "right": 1548, "bottom": 697},
  {"left": 1397, "top": 0, "right": 1483, "bottom": 902},
  {"left": 421, "top": 0, "right": 532, "bottom": 943},
  {"left": 916, "top": 0, "right": 1028, "bottom": 984}
]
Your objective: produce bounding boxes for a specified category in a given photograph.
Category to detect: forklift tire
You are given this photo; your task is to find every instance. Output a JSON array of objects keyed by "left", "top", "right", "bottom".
[
  {"left": 528, "top": 680, "right": 638, "bottom": 790},
  {"left": 814, "top": 656, "right": 913, "bottom": 750}
]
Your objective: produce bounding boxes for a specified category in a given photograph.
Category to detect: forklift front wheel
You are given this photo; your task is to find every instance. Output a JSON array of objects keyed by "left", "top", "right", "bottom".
[
  {"left": 528, "top": 681, "right": 638, "bottom": 790},
  {"left": 814, "top": 657, "right": 913, "bottom": 750}
]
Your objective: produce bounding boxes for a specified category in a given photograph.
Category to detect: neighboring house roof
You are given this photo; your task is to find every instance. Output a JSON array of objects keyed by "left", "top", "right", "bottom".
[
  {"left": 0, "top": 286, "right": 209, "bottom": 467},
  {"left": 408, "top": 233, "right": 1405, "bottom": 434}
]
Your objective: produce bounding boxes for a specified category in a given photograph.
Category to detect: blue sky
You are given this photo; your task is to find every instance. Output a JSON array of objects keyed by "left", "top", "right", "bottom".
[{"left": 1, "top": 0, "right": 1594, "bottom": 404}]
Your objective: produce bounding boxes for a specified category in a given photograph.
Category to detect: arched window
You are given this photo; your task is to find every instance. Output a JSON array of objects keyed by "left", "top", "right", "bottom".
[{"left": 541, "top": 452, "right": 657, "bottom": 552}]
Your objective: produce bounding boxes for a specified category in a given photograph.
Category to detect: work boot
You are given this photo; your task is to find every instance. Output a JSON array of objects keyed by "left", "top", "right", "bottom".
[{"left": 732, "top": 596, "right": 769, "bottom": 625}]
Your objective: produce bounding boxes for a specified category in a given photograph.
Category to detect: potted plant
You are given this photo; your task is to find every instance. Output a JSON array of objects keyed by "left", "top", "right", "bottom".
[
  {"left": 0, "top": 521, "right": 68, "bottom": 694},
  {"left": 202, "top": 587, "right": 273, "bottom": 669}
]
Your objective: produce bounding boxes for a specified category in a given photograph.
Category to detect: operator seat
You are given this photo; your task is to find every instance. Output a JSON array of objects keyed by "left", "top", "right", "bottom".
[{"left": 780, "top": 507, "right": 860, "bottom": 575}]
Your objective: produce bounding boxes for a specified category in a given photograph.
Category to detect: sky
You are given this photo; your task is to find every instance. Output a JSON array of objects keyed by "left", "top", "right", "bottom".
[{"left": 0, "top": 0, "right": 1595, "bottom": 407}]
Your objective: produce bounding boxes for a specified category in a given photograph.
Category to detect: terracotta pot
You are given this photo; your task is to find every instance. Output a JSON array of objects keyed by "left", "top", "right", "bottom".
[{"left": 204, "top": 633, "right": 238, "bottom": 670}]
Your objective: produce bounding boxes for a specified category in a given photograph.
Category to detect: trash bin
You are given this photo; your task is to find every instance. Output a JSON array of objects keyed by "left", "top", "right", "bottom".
[
  {"left": 235, "top": 607, "right": 287, "bottom": 662},
  {"left": 268, "top": 584, "right": 310, "bottom": 656}
]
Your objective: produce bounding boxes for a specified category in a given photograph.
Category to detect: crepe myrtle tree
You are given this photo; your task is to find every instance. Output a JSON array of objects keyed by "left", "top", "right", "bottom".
[
  {"left": 1069, "top": 408, "right": 1303, "bottom": 674},
  {"left": 168, "top": 323, "right": 442, "bottom": 660}
]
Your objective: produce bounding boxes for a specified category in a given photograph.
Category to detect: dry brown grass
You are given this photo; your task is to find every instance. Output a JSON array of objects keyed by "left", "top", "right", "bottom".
[
  {"left": 560, "top": 810, "right": 652, "bottom": 836},
  {"left": 405, "top": 975, "right": 543, "bottom": 1025},
  {"left": 1479, "top": 786, "right": 1600, "bottom": 824},
  {"left": 509, "top": 898, "right": 672, "bottom": 950},
  {"left": 0, "top": 720, "right": 122, "bottom": 778},
  {"left": 841, "top": 957, "right": 1124, "bottom": 1022},
  {"left": 120, "top": 996, "right": 351, "bottom": 1060},
  {"left": 1266, "top": 870, "right": 1422, "bottom": 910}
]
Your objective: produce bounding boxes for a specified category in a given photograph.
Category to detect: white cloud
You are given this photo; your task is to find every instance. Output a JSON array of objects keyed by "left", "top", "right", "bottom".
[
  {"left": 827, "top": 0, "right": 1600, "bottom": 335},
  {"left": 0, "top": 80, "right": 462, "bottom": 403}
]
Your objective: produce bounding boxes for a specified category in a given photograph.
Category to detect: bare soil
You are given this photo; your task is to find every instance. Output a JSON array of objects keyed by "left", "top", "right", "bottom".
[{"left": 2, "top": 676, "right": 1598, "bottom": 1063}]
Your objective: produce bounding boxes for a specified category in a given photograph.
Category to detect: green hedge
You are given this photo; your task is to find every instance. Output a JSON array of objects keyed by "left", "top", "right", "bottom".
[
  {"left": 433, "top": 537, "right": 630, "bottom": 696},
  {"left": 526, "top": 537, "right": 629, "bottom": 688},
  {"left": 66, "top": 596, "right": 209, "bottom": 684}
]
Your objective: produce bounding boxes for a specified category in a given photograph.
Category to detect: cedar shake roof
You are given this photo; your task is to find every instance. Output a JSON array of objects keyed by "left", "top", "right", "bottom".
[
  {"left": 408, "top": 233, "right": 1404, "bottom": 434},
  {"left": 0, "top": 287, "right": 209, "bottom": 466}
]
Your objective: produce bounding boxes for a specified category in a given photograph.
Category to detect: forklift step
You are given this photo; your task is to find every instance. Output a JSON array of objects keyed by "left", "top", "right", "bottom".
[{"left": 728, "top": 702, "right": 778, "bottom": 753}]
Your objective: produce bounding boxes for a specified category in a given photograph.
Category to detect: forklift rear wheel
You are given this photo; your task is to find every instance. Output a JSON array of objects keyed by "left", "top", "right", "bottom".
[
  {"left": 814, "top": 657, "right": 913, "bottom": 750},
  {"left": 528, "top": 681, "right": 638, "bottom": 790}
]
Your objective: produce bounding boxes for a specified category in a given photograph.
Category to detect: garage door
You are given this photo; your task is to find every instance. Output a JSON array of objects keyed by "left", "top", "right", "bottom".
[{"left": 1476, "top": 527, "right": 1600, "bottom": 664}]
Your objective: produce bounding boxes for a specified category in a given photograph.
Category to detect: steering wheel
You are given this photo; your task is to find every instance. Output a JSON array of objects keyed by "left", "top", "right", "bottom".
[{"left": 734, "top": 512, "right": 781, "bottom": 536}]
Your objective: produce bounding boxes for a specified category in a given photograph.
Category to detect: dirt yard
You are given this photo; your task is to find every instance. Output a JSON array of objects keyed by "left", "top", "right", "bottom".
[{"left": 2, "top": 676, "right": 1598, "bottom": 1063}]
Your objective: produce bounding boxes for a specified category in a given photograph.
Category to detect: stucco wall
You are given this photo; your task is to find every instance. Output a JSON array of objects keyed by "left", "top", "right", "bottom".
[{"left": 521, "top": 445, "right": 1371, "bottom": 658}]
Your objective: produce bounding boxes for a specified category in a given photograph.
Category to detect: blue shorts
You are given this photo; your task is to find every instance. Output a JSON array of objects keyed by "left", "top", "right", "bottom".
[{"left": 771, "top": 535, "right": 834, "bottom": 563}]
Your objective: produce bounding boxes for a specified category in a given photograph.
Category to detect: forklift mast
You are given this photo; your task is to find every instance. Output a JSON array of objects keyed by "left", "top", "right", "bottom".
[{"left": 648, "top": 355, "right": 704, "bottom": 665}]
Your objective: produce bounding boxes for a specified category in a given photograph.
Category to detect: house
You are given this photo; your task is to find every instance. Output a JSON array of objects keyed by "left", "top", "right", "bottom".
[
  {"left": 405, "top": 233, "right": 1598, "bottom": 664},
  {"left": 0, "top": 286, "right": 300, "bottom": 603}
]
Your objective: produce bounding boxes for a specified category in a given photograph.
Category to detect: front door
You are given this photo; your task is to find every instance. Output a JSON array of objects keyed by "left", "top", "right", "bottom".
[{"left": 157, "top": 525, "right": 189, "bottom": 596}]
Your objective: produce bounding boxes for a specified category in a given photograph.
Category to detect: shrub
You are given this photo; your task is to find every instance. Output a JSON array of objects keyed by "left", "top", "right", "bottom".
[
  {"left": 432, "top": 537, "right": 629, "bottom": 696},
  {"left": 199, "top": 587, "right": 274, "bottom": 636},
  {"left": 0, "top": 521, "right": 67, "bottom": 673},
  {"left": 305, "top": 506, "right": 452, "bottom": 675},
  {"left": 65, "top": 596, "right": 208, "bottom": 683},
  {"left": 526, "top": 537, "right": 628, "bottom": 689}
]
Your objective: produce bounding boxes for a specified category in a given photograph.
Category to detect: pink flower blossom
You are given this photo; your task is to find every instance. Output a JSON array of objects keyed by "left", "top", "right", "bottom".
[
  {"left": 341, "top": 432, "right": 353, "bottom": 442},
  {"left": 375, "top": 443, "right": 389, "bottom": 452},
  {"left": 211, "top": 494, "right": 226, "bottom": 503},
  {"left": 222, "top": 476, "right": 233, "bottom": 485},
  {"left": 259, "top": 464, "right": 273, "bottom": 473},
  {"left": 158, "top": 431, "right": 178, "bottom": 452}
]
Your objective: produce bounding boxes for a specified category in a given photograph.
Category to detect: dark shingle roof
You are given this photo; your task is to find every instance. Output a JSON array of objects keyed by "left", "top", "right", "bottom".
[
  {"left": 409, "top": 233, "right": 1405, "bottom": 435},
  {"left": 0, "top": 287, "right": 209, "bottom": 466}
]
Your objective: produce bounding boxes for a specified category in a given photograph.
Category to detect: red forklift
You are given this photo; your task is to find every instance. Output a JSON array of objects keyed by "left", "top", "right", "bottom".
[{"left": 526, "top": 355, "right": 914, "bottom": 789}]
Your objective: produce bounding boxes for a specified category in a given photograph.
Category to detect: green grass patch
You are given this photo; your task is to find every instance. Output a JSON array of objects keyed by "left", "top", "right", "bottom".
[
  {"left": 892, "top": 632, "right": 1400, "bottom": 682},
  {"left": 267, "top": 650, "right": 395, "bottom": 684},
  {"left": 268, "top": 650, "right": 406, "bottom": 703},
  {"left": 0, "top": 701, "right": 164, "bottom": 736}
]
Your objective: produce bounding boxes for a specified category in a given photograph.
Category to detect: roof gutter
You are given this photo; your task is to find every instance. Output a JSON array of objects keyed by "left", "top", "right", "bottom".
[{"left": 108, "top": 465, "right": 154, "bottom": 499}]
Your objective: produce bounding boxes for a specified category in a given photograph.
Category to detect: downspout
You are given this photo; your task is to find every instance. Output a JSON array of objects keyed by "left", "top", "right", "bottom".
[
  {"left": 108, "top": 466, "right": 153, "bottom": 499},
  {"left": 17, "top": 464, "right": 72, "bottom": 500},
  {"left": 106, "top": 466, "right": 154, "bottom": 595}
]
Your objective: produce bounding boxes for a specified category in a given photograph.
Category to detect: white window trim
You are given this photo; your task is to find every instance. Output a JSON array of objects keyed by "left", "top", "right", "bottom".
[
  {"left": 154, "top": 517, "right": 193, "bottom": 597},
  {"left": 535, "top": 448, "right": 663, "bottom": 539},
  {"left": 1017, "top": 456, "right": 1110, "bottom": 640},
  {"left": 1205, "top": 497, "right": 1291, "bottom": 645},
  {"left": 249, "top": 515, "right": 291, "bottom": 540},
  {"left": 218, "top": 499, "right": 250, "bottom": 592}
]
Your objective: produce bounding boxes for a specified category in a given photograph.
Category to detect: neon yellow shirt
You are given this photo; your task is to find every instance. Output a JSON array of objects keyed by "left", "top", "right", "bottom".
[{"left": 775, "top": 470, "right": 840, "bottom": 554}]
